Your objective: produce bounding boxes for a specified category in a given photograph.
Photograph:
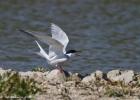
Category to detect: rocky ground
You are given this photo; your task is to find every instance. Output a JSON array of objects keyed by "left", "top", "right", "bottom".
[{"left": 0, "top": 68, "right": 140, "bottom": 100}]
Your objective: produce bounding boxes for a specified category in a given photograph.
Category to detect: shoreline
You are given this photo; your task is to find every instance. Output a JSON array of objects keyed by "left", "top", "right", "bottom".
[{"left": 0, "top": 67, "right": 140, "bottom": 100}]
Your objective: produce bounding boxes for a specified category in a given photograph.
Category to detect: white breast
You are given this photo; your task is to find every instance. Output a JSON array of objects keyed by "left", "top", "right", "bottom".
[{"left": 49, "top": 57, "right": 68, "bottom": 65}]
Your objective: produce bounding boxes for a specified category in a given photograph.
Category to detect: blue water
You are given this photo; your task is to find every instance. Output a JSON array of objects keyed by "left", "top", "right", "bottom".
[{"left": 0, "top": 0, "right": 140, "bottom": 74}]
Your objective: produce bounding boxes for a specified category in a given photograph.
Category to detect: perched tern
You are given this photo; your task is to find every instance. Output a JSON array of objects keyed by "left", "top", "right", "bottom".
[{"left": 20, "top": 23, "right": 79, "bottom": 71}]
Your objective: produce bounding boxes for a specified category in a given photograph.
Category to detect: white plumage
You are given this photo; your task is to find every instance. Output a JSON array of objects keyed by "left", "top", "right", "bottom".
[{"left": 20, "top": 23, "right": 78, "bottom": 68}]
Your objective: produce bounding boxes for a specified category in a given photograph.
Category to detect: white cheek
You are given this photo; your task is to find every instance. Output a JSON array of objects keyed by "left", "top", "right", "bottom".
[
  {"left": 71, "top": 53, "right": 76, "bottom": 57},
  {"left": 67, "top": 53, "right": 75, "bottom": 57},
  {"left": 69, "top": 54, "right": 73, "bottom": 57}
]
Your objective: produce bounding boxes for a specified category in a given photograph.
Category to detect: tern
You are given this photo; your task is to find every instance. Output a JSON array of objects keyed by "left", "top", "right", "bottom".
[{"left": 20, "top": 23, "right": 79, "bottom": 71}]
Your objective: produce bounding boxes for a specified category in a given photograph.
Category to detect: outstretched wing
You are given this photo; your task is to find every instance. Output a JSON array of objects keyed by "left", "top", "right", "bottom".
[
  {"left": 19, "top": 29, "right": 64, "bottom": 58},
  {"left": 51, "top": 23, "right": 69, "bottom": 53}
]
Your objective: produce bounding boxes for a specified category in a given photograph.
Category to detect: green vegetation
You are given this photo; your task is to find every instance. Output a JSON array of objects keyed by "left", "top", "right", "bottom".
[
  {"left": 0, "top": 71, "right": 40, "bottom": 97},
  {"left": 32, "top": 67, "right": 47, "bottom": 72},
  {"left": 104, "top": 81, "right": 134, "bottom": 97}
]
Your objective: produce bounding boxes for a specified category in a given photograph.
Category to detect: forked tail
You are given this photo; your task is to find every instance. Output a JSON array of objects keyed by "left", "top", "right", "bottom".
[{"left": 35, "top": 40, "right": 50, "bottom": 60}]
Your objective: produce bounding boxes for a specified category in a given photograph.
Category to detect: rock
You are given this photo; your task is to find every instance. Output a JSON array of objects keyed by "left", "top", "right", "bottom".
[
  {"left": 46, "top": 69, "right": 67, "bottom": 84},
  {"left": 82, "top": 70, "right": 104, "bottom": 84},
  {"left": 19, "top": 71, "right": 49, "bottom": 83},
  {"left": 95, "top": 70, "right": 104, "bottom": 79},
  {"left": 0, "top": 68, "right": 13, "bottom": 75},
  {"left": 67, "top": 73, "right": 82, "bottom": 81},
  {"left": 0, "top": 68, "right": 7, "bottom": 75},
  {"left": 107, "top": 70, "right": 134, "bottom": 84},
  {"left": 107, "top": 70, "right": 121, "bottom": 79},
  {"left": 82, "top": 72, "right": 96, "bottom": 83}
]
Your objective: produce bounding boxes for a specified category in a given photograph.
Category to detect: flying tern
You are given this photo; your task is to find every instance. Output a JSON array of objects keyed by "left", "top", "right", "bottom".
[{"left": 20, "top": 23, "right": 79, "bottom": 71}]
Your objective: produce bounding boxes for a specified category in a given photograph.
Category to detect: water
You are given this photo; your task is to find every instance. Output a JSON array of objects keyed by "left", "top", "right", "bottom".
[{"left": 0, "top": 0, "right": 140, "bottom": 74}]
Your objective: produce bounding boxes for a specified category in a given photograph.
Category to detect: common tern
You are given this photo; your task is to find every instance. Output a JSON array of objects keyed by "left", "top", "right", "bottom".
[{"left": 20, "top": 23, "right": 79, "bottom": 71}]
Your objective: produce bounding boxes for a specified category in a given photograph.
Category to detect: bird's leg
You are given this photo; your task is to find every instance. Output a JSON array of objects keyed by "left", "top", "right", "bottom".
[
  {"left": 59, "top": 66, "right": 64, "bottom": 73},
  {"left": 55, "top": 64, "right": 64, "bottom": 73}
]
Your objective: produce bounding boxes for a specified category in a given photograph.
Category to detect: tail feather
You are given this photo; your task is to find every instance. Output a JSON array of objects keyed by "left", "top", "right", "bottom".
[{"left": 35, "top": 40, "right": 50, "bottom": 60}]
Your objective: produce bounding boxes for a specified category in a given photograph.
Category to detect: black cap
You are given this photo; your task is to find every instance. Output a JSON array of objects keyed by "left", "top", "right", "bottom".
[{"left": 66, "top": 50, "right": 78, "bottom": 54}]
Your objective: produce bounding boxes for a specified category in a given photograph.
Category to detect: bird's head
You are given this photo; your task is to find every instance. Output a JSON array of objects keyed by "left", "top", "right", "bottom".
[{"left": 66, "top": 50, "right": 81, "bottom": 57}]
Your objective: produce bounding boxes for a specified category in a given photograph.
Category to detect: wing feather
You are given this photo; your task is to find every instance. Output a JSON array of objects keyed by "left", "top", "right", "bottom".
[
  {"left": 51, "top": 23, "right": 69, "bottom": 53},
  {"left": 20, "top": 29, "right": 64, "bottom": 58}
]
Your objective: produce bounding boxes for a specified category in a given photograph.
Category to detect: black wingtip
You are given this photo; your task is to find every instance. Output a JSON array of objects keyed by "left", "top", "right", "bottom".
[
  {"left": 18, "top": 29, "right": 27, "bottom": 33},
  {"left": 18, "top": 29, "right": 35, "bottom": 37}
]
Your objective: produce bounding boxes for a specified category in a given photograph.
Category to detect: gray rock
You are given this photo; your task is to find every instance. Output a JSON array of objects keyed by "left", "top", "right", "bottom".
[
  {"left": 107, "top": 70, "right": 121, "bottom": 79},
  {"left": 82, "top": 72, "right": 96, "bottom": 83},
  {"left": 95, "top": 70, "right": 104, "bottom": 79},
  {"left": 67, "top": 73, "right": 82, "bottom": 81},
  {"left": 0, "top": 68, "right": 13, "bottom": 75},
  {"left": 46, "top": 69, "right": 67, "bottom": 84},
  {"left": 82, "top": 70, "right": 104, "bottom": 84},
  {"left": 107, "top": 70, "right": 134, "bottom": 84},
  {"left": 19, "top": 71, "right": 49, "bottom": 83}
]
